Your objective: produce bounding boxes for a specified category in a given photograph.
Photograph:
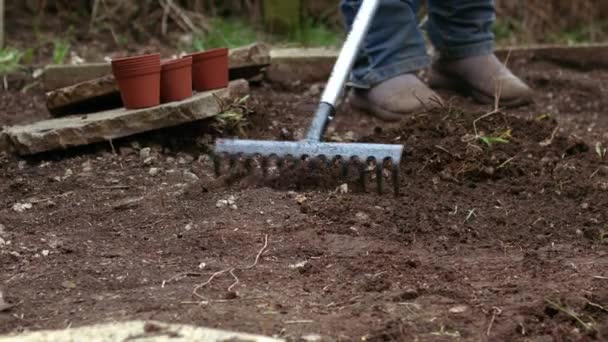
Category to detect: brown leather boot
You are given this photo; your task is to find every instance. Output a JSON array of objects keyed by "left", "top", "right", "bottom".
[
  {"left": 350, "top": 74, "right": 443, "bottom": 121},
  {"left": 429, "top": 54, "right": 533, "bottom": 106}
]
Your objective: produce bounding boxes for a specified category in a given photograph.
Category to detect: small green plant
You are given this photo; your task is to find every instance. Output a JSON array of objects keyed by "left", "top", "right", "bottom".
[
  {"left": 212, "top": 95, "right": 252, "bottom": 136},
  {"left": 53, "top": 39, "right": 71, "bottom": 64},
  {"left": 0, "top": 48, "right": 24, "bottom": 75},
  {"left": 535, "top": 113, "right": 552, "bottom": 121},
  {"left": 479, "top": 129, "right": 512, "bottom": 148}
]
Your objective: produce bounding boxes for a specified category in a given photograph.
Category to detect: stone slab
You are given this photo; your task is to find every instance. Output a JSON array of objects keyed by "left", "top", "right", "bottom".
[
  {"left": 494, "top": 43, "right": 608, "bottom": 70},
  {"left": 4, "top": 80, "right": 248, "bottom": 155},
  {"left": 42, "top": 63, "right": 111, "bottom": 91},
  {"left": 265, "top": 43, "right": 608, "bottom": 85},
  {"left": 0, "top": 320, "right": 284, "bottom": 342},
  {"left": 266, "top": 47, "right": 339, "bottom": 85},
  {"left": 45, "top": 43, "right": 270, "bottom": 116}
]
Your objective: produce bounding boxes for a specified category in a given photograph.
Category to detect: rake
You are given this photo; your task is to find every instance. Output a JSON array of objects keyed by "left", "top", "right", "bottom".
[{"left": 214, "top": 0, "right": 404, "bottom": 194}]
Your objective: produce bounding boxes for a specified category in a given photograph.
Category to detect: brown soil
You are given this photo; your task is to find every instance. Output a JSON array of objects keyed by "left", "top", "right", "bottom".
[{"left": 1, "top": 55, "right": 607, "bottom": 341}]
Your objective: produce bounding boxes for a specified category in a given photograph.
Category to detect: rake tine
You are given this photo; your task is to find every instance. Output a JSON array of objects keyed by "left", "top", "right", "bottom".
[
  {"left": 244, "top": 157, "right": 254, "bottom": 173},
  {"left": 261, "top": 157, "right": 269, "bottom": 177},
  {"left": 376, "top": 160, "right": 383, "bottom": 194},
  {"left": 358, "top": 159, "right": 366, "bottom": 191},
  {"left": 392, "top": 164, "right": 400, "bottom": 196},
  {"left": 341, "top": 158, "right": 349, "bottom": 178},
  {"left": 213, "top": 154, "right": 222, "bottom": 177},
  {"left": 229, "top": 154, "right": 238, "bottom": 173}
]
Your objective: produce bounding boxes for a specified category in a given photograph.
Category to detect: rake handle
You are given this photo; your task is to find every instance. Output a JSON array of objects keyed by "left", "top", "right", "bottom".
[{"left": 305, "top": 0, "right": 380, "bottom": 142}]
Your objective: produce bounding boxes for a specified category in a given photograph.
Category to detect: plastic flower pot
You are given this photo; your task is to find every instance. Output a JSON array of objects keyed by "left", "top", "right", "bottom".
[
  {"left": 188, "top": 48, "right": 229, "bottom": 91},
  {"left": 113, "top": 64, "right": 161, "bottom": 109},
  {"left": 160, "top": 56, "right": 193, "bottom": 103},
  {"left": 111, "top": 53, "right": 160, "bottom": 67}
]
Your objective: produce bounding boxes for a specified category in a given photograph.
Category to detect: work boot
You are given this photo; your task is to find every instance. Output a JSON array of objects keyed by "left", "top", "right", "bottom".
[
  {"left": 350, "top": 73, "right": 442, "bottom": 122},
  {"left": 429, "top": 54, "right": 533, "bottom": 106}
]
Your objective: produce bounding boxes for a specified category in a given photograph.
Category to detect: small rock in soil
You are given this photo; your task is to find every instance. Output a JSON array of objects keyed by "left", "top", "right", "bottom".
[
  {"left": 355, "top": 212, "right": 370, "bottom": 222},
  {"left": 289, "top": 260, "right": 308, "bottom": 269},
  {"left": 149, "top": 168, "right": 160, "bottom": 176},
  {"left": 216, "top": 200, "right": 229, "bottom": 208},
  {"left": 139, "top": 147, "right": 151, "bottom": 159},
  {"left": 12, "top": 202, "right": 32, "bottom": 212},
  {"left": 394, "top": 288, "right": 419, "bottom": 301},
  {"left": 61, "top": 280, "right": 77, "bottom": 290},
  {"left": 119, "top": 147, "right": 136, "bottom": 156},
  {"left": 224, "top": 291, "right": 238, "bottom": 300},
  {"left": 183, "top": 171, "right": 199, "bottom": 183},
  {"left": 337, "top": 183, "right": 348, "bottom": 194},
  {"left": 41, "top": 249, "right": 50, "bottom": 257},
  {"left": 449, "top": 305, "right": 469, "bottom": 314},
  {"left": 112, "top": 196, "right": 144, "bottom": 210},
  {"left": 166, "top": 157, "right": 175, "bottom": 163},
  {"left": 295, "top": 194, "right": 307, "bottom": 204},
  {"left": 301, "top": 334, "right": 322, "bottom": 342},
  {"left": 0, "top": 288, "right": 13, "bottom": 312},
  {"left": 82, "top": 161, "right": 92, "bottom": 172},
  {"left": 143, "top": 157, "right": 155, "bottom": 165}
]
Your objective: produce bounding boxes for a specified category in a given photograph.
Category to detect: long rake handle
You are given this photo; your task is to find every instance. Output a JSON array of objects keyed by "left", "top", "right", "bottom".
[{"left": 305, "top": 0, "right": 380, "bottom": 142}]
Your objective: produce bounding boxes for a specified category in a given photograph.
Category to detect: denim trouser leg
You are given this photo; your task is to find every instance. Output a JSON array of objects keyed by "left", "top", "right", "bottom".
[
  {"left": 340, "top": 0, "right": 430, "bottom": 88},
  {"left": 426, "top": 0, "right": 496, "bottom": 59}
]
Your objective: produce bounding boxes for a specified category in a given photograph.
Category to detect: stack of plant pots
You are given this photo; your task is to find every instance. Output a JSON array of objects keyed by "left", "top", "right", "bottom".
[
  {"left": 111, "top": 47, "right": 229, "bottom": 110},
  {"left": 111, "top": 53, "right": 161, "bottom": 109}
]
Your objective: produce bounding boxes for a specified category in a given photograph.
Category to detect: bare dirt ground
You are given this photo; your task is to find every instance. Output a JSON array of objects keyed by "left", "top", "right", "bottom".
[{"left": 1, "top": 55, "right": 607, "bottom": 341}]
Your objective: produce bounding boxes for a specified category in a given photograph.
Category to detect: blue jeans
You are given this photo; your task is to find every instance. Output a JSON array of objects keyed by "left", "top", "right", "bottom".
[{"left": 341, "top": 0, "right": 496, "bottom": 88}]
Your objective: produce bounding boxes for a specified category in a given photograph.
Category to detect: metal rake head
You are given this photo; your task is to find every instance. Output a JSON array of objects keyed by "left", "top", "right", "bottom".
[{"left": 214, "top": 138, "right": 404, "bottom": 194}]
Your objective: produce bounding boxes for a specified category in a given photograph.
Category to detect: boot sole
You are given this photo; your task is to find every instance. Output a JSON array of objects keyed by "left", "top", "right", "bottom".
[{"left": 429, "top": 69, "right": 533, "bottom": 107}]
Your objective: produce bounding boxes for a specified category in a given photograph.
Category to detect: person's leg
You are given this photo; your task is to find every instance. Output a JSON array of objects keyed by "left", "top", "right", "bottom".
[
  {"left": 341, "top": 0, "right": 441, "bottom": 121},
  {"left": 426, "top": 0, "right": 532, "bottom": 105}
]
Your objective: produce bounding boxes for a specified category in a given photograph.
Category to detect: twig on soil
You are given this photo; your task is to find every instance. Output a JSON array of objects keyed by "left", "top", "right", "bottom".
[
  {"left": 108, "top": 139, "right": 116, "bottom": 155},
  {"left": 539, "top": 126, "right": 560, "bottom": 147},
  {"left": 464, "top": 209, "right": 477, "bottom": 224},
  {"left": 473, "top": 109, "right": 501, "bottom": 139},
  {"left": 593, "top": 275, "right": 608, "bottom": 280},
  {"left": 192, "top": 234, "right": 269, "bottom": 300},
  {"left": 162, "top": 272, "right": 202, "bottom": 288},
  {"left": 486, "top": 306, "right": 502, "bottom": 336},
  {"left": 497, "top": 157, "right": 515, "bottom": 169},
  {"left": 586, "top": 300, "right": 608, "bottom": 313},
  {"left": 238, "top": 234, "right": 269, "bottom": 270},
  {"left": 227, "top": 269, "right": 240, "bottom": 292},
  {"left": 544, "top": 298, "right": 595, "bottom": 331},
  {"left": 589, "top": 168, "right": 601, "bottom": 179}
]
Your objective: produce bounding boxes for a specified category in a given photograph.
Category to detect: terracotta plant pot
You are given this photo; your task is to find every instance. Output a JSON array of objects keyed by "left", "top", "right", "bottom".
[
  {"left": 188, "top": 48, "right": 229, "bottom": 91},
  {"left": 111, "top": 53, "right": 160, "bottom": 67},
  {"left": 112, "top": 53, "right": 161, "bottom": 109},
  {"left": 160, "top": 57, "right": 193, "bottom": 103}
]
